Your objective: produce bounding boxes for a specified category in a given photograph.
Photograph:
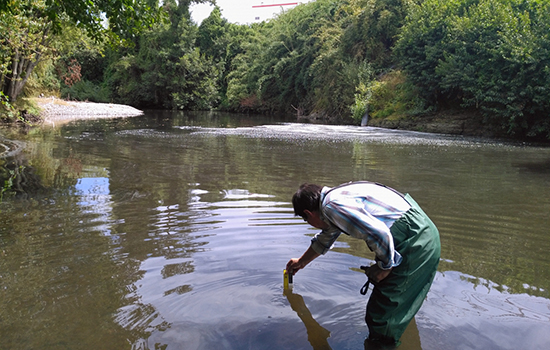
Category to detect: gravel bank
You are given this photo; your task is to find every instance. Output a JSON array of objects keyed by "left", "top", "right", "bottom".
[{"left": 35, "top": 98, "right": 144, "bottom": 126}]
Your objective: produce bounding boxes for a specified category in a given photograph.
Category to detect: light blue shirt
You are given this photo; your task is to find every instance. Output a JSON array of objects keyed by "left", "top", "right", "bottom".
[{"left": 311, "top": 182, "right": 411, "bottom": 269}]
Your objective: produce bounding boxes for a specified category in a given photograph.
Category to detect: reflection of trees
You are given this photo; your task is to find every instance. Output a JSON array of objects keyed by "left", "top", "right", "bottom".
[
  {"left": 0, "top": 127, "right": 87, "bottom": 199},
  {"left": 0, "top": 191, "right": 135, "bottom": 349},
  {"left": 0, "top": 122, "right": 141, "bottom": 348},
  {"left": 0, "top": 156, "right": 44, "bottom": 198}
]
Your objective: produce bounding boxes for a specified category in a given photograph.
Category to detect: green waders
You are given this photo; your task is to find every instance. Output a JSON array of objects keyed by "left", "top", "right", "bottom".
[{"left": 365, "top": 194, "right": 441, "bottom": 343}]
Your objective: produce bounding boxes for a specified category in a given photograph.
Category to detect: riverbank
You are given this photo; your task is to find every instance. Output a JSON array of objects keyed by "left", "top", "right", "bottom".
[
  {"left": 366, "top": 110, "right": 505, "bottom": 139},
  {"left": 19, "top": 98, "right": 509, "bottom": 140},
  {"left": 299, "top": 109, "right": 504, "bottom": 139},
  {"left": 33, "top": 97, "right": 144, "bottom": 126}
]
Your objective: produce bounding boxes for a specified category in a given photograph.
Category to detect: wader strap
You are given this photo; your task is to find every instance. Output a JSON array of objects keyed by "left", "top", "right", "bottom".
[
  {"left": 360, "top": 265, "right": 377, "bottom": 295},
  {"left": 360, "top": 278, "right": 371, "bottom": 295}
]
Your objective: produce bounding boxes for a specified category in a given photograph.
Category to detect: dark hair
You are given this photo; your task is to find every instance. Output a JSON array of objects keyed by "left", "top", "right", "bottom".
[{"left": 292, "top": 183, "right": 322, "bottom": 219}]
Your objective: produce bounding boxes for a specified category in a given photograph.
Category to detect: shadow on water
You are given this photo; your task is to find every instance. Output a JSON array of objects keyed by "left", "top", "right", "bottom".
[{"left": 513, "top": 158, "right": 550, "bottom": 174}]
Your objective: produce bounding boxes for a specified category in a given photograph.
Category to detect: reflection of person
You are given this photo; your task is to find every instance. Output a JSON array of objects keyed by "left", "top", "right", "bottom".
[
  {"left": 284, "top": 289, "right": 332, "bottom": 350},
  {"left": 286, "top": 181, "right": 440, "bottom": 345}
]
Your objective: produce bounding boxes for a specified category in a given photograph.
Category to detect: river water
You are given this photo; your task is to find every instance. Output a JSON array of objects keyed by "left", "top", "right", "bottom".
[{"left": 1, "top": 111, "right": 549, "bottom": 350}]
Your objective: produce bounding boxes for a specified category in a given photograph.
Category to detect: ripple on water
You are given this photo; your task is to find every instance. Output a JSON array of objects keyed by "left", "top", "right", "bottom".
[
  {"left": 417, "top": 270, "right": 550, "bottom": 350},
  {"left": 0, "top": 139, "right": 25, "bottom": 158},
  {"left": 161, "top": 122, "right": 532, "bottom": 148}
]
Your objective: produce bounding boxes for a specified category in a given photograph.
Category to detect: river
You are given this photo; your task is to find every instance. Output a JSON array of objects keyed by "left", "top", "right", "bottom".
[{"left": 1, "top": 110, "right": 549, "bottom": 350}]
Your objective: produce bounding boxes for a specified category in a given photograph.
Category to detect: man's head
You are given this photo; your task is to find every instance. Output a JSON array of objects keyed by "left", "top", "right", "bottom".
[{"left": 292, "top": 183, "right": 322, "bottom": 220}]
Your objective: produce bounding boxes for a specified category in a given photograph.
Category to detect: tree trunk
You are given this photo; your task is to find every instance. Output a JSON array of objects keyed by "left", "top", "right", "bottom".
[
  {"left": 6, "top": 26, "right": 49, "bottom": 102},
  {"left": 7, "top": 51, "right": 21, "bottom": 100},
  {"left": 10, "top": 53, "right": 41, "bottom": 101}
]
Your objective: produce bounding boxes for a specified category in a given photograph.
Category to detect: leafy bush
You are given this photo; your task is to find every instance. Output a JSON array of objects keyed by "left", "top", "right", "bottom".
[
  {"left": 368, "top": 70, "right": 430, "bottom": 120},
  {"left": 396, "top": 0, "right": 550, "bottom": 138},
  {"left": 61, "top": 79, "right": 110, "bottom": 103},
  {"left": 226, "top": 0, "right": 411, "bottom": 119}
]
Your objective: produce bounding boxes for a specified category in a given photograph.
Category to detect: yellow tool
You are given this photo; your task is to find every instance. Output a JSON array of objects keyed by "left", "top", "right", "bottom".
[{"left": 283, "top": 269, "right": 293, "bottom": 289}]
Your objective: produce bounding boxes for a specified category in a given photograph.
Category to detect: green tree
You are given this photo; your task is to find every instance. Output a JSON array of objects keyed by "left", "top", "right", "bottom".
[
  {"left": 225, "top": 0, "right": 410, "bottom": 120},
  {"left": 225, "top": 24, "right": 266, "bottom": 111},
  {"left": 227, "top": 0, "right": 351, "bottom": 115},
  {"left": 197, "top": 6, "right": 228, "bottom": 59},
  {"left": 107, "top": 0, "right": 219, "bottom": 110},
  {"left": 0, "top": 1, "right": 53, "bottom": 102},
  {"left": 0, "top": 0, "right": 161, "bottom": 103},
  {"left": 1, "top": 0, "right": 160, "bottom": 43},
  {"left": 396, "top": 0, "right": 550, "bottom": 138},
  {"left": 196, "top": 6, "right": 258, "bottom": 107}
]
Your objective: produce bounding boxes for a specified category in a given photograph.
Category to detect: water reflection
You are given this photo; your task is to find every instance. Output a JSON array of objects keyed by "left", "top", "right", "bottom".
[
  {"left": 284, "top": 289, "right": 332, "bottom": 350},
  {"left": 364, "top": 320, "right": 421, "bottom": 350},
  {"left": 1, "top": 112, "right": 550, "bottom": 349},
  {"left": 283, "top": 281, "right": 424, "bottom": 350}
]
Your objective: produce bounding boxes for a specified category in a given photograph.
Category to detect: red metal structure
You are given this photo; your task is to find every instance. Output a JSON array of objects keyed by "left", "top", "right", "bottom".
[{"left": 252, "top": 2, "right": 299, "bottom": 8}]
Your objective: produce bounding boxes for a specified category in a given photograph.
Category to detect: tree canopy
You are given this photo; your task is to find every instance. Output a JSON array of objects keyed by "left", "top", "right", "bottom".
[
  {"left": 396, "top": 0, "right": 550, "bottom": 138},
  {"left": 0, "top": 0, "right": 163, "bottom": 42},
  {"left": 1, "top": 0, "right": 177, "bottom": 102},
  {"left": 2, "top": 0, "right": 550, "bottom": 140}
]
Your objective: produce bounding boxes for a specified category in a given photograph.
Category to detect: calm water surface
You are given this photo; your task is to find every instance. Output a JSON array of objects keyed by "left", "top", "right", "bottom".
[{"left": 1, "top": 111, "right": 549, "bottom": 350}]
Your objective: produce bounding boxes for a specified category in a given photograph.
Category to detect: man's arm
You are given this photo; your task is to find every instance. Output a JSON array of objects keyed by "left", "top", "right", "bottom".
[{"left": 286, "top": 245, "right": 320, "bottom": 274}]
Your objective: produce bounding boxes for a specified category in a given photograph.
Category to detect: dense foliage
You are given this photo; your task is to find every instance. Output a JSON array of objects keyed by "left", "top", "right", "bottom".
[
  {"left": 2, "top": 0, "right": 550, "bottom": 139},
  {"left": 0, "top": 0, "right": 163, "bottom": 103},
  {"left": 396, "top": 0, "right": 550, "bottom": 138},
  {"left": 0, "top": 1, "right": 53, "bottom": 102},
  {"left": 226, "top": 0, "right": 409, "bottom": 117},
  {"left": 104, "top": 1, "right": 220, "bottom": 110}
]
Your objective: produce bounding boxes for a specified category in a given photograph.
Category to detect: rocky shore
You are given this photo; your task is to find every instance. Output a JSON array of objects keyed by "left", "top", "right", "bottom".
[{"left": 34, "top": 97, "right": 143, "bottom": 126}]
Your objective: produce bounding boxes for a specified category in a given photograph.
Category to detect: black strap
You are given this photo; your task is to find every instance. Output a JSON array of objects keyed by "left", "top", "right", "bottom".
[
  {"left": 360, "top": 278, "right": 371, "bottom": 295},
  {"left": 360, "top": 265, "right": 375, "bottom": 295}
]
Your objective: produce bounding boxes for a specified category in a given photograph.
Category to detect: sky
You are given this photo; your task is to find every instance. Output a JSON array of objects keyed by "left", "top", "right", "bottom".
[{"left": 190, "top": 1, "right": 313, "bottom": 25}]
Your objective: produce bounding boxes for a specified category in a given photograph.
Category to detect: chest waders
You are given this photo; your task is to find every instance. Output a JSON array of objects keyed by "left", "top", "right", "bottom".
[{"left": 365, "top": 194, "right": 441, "bottom": 343}]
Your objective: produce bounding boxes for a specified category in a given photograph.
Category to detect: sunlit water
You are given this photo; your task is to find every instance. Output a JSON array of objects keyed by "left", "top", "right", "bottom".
[{"left": 1, "top": 111, "right": 549, "bottom": 350}]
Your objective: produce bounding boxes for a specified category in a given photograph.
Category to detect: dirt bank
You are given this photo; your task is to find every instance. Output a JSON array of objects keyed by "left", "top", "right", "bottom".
[
  {"left": 301, "top": 109, "right": 506, "bottom": 139},
  {"left": 366, "top": 111, "right": 505, "bottom": 138}
]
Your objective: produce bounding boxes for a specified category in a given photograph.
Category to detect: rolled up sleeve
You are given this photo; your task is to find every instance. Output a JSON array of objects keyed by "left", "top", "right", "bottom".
[{"left": 310, "top": 226, "right": 342, "bottom": 255}]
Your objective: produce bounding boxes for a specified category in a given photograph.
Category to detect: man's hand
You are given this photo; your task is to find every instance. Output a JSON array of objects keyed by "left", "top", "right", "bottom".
[
  {"left": 286, "top": 246, "right": 321, "bottom": 275},
  {"left": 360, "top": 264, "right": 392, "bottom": 283},
  {"left": 286, "top": 258, "right": 304, "bottom": 275}
]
